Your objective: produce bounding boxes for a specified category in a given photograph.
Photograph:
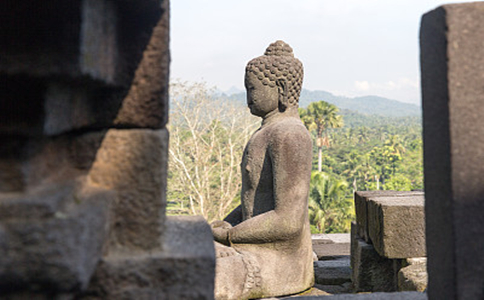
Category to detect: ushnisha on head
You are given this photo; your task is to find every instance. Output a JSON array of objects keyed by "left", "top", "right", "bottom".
[{"left": 245, "top": 40, "right": 304, "bottom": 110}]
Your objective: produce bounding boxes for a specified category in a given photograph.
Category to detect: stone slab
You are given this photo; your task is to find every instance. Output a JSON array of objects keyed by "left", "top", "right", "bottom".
[
  {"left": 354, "top": 191, "right": 424, "bottom": 242},
  {"left": 351, "top": 223, "right": 396, "bottom": 292},
  {"left": 314, "top": 256, "right": 351, "bottom": 285},
  {"left": 279, "top": 291, "right": 427, "bottom": 299},
  {"left": 87, "top": 128, "right": 169, "bottom": 254},
  {"left": 367, "top": 196, "right": 425, "bottom": 258},
  {"left": 81, "top": 216, "right": 215, "bottom": 300},
  {"left": 398, "top": 263, "right": 428, "bottom": 292},
  {"left": 0, "top": 183, "right": 111, "bottom": 295},
  {"left": 312, "top": 233, "right": 350, "bottom": 259},
  {"left": 421, "top": 3, "right": 484, "bottom": 300}
]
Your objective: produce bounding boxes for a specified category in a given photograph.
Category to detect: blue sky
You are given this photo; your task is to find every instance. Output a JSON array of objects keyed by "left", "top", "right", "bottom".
[{"left": 171, "top": 0, "right": 472, "bottom": 105}]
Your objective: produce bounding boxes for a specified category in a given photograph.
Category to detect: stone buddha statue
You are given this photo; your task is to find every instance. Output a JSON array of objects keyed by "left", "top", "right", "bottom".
[{"left": 211, "top": 40, "right": 314, "bottom": 299}]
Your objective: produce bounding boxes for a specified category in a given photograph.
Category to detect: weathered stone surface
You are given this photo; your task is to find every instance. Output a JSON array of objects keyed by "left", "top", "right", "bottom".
[
  {"left": 0, "top": 182, "right": 111, "bottom": 295},
  {"left": 312, "top": 233, "right": 350, "bottom": 259},
  {"left": 0, "top": 0, "right": 174, "bottom": 298},
  {"left": 354, "top": 191, "right": 424, "bottom": 242},
  {"left": 367, "top": 196, "right": 425, "bottom": 258},
  {"left": 399, "top": 263, "right": 428, "bottom": 292},
  {"left": 1, "top": 0, "right": 161, "bottom": 84},
  {"left": 113, "top": 0, "right": 170, "bottom": 130},
  {"left": 211, "top": 41, "right": 313, "bottom": 300},
  {"left": 1, "top": 0, "right": 169, "bottom": 136},
  {"left": 281, "top": 291, "right": 427, "bottom": 299},
  {"left": 421, "top": 3, "right": 484, "bottom": 299},
  {"left": 314, "top": 256, "right": 351, "bottom": 285},
  {"left": 351, "top": 223, "right": 396, "bottom": 292},
  {"left": 82, "top": 216, "right": 215, "bottom": 300},
  {"left": 312, "top": 283, "right": 352, "bottom": 295},
  {"left": 87, "top": 128, "right": 168, "bottom": 254}
]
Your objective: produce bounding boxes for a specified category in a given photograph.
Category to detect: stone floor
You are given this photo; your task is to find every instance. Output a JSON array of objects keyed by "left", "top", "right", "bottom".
[{"left": 264, "top": 233, "right": 427, "bottom": 299}]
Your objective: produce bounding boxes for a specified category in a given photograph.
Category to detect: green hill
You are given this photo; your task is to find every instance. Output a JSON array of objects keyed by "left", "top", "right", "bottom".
[{"left": 228, "top": 89, "right": 421, "bottom": 118}]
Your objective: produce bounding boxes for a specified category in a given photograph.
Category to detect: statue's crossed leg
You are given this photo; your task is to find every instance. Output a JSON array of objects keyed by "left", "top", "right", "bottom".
[{"left": 214, "top": 242, "right": 262, "bottom": 300}]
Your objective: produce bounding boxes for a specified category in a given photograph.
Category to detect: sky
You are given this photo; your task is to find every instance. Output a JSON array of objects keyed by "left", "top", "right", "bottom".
[{"left": 171, "top": 0, "right": 473, "bottom": 105}]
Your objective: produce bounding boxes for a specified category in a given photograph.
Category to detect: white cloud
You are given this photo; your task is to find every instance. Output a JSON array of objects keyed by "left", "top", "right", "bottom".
[
  {"left": 354, "top": 78, "right": 418, "bottom": 92},
  {"left": 355, "top": 81, "right": 371, "bottom": 91}
]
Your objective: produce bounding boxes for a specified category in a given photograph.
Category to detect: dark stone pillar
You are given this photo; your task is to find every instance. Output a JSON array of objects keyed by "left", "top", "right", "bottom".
[{"left": 421, "top": 3, "right": 484, "bottom": 299}]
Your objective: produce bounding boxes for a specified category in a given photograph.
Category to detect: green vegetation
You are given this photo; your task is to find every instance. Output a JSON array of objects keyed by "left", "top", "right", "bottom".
[
  {"left": 299, "top": 102, "right": 344, "bottom": 172},
  {"left": 301, "top": 101, "right": 423, "bottom": 233},
  {"left": 167, "top": 82, "right": 423, "bottom": 234}
]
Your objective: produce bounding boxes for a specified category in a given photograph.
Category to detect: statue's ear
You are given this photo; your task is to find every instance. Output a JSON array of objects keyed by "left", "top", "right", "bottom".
[{"left": 276, "top": 79, "right": 288, "bottom": 111}]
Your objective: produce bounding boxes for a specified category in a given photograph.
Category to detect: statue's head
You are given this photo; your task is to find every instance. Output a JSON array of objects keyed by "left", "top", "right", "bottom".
[{"left": 245, "top": 40, "right": 304, "bottom": 117}]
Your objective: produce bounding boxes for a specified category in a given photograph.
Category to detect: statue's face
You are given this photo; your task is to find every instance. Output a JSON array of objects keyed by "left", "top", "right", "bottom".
[{"left": 244, "top": 71, "right": 279, "bottom": 117}]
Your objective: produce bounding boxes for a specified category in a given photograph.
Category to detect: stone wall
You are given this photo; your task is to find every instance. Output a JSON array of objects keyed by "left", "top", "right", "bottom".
[
  {"left": 351, "top": 191, "right": 427, "bottom": 293},
  {"left": 0, "top": 1, "right": 215, "bottom": 298}
]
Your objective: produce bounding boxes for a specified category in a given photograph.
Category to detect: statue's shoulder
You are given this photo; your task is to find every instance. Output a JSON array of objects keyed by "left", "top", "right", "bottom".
[
  {"left": 271, "top": 117, "right": 310, "bottom": 137},
  {"left": 269, "top": 117, "right": 311, "bottom": 146}
]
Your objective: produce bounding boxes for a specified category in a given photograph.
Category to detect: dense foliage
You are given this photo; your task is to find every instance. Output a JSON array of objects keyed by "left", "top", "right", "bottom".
[
  {"left": 302, "top": 101, "right": 423, "bottom": 233},
  {"left": 167, "top": 82, "right": 423, "bottom": 233}
]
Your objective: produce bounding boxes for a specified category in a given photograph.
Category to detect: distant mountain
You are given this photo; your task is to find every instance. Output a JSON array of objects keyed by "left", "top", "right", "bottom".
[
  {"left": 299, "top": 90, "right": 421, "bottom": 117},
  {"left": 224, "top": 86, "right": 245, "bottom": 95},
  {"left": 228, "top": 89, "right": 421, "bottom": 118}
]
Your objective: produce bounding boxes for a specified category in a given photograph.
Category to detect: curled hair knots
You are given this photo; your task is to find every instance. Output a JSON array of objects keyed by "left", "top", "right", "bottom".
[
  {"left": 245, "top": 40, "right": 304, "bottom": 105},
  {"left": 264, "top": 40, "right": 294, "bottom": 57}
]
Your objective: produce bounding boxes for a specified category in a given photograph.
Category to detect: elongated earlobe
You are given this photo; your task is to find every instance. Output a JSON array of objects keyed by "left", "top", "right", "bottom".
[{"left": 277, "top": 79, "right": 288, "bottom": 111}]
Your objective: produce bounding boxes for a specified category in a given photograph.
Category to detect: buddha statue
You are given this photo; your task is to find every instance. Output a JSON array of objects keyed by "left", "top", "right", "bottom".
[{"left": 211, "top": 40, "right": 314, "bottom": 299}]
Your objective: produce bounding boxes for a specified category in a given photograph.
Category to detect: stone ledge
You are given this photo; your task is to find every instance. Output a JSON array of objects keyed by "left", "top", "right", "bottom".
[
  {"left": 312, "top": 233, "right": 350, "bottom": 259},
  {"left": 0, "top": 183, "right": 111, "bottom": 294},
  {"left": 354, "top": 191, "right": 424, "bottom": 243},
  {"left": 367, "top": 196, "right": 425, "bottom": 258},
  {"left": 279, "top": 291, "right": 427, "bottom": 299},
  {"left": 314, "top": 256, "right": 351, "bottom": 285},
  {"left": 81, "top": 215, "right": 215, "bottom": 300}
]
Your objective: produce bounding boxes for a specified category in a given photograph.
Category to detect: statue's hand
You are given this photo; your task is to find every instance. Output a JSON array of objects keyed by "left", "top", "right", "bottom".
[
  {"left": 210, "top": 220, "right": 232, "bottom": 245},
  {"left": 210, "top": 220, "right": 232, "bottom": 230}
]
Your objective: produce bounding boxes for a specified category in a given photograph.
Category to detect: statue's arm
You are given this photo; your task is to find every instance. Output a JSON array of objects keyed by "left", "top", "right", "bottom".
[
  {"left": 228, "top": 127, "right": 312, "bottom": 244},
  {"left": 223, "top": 204, "right": 243, "bottom": 226}
]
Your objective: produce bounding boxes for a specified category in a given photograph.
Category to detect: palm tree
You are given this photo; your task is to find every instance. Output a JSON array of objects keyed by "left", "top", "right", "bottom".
[
  {"left": 342, "top": 151, "right": 362, "bottom": 193},
  {"left": 308, "top": 171, "right": 352, "bottom": 233},
  {"left": 385, "top": 134, "right": 406, "bottom": 157},
  {"left": 299, "top": 101, "right": 344, "bottom": 172}
]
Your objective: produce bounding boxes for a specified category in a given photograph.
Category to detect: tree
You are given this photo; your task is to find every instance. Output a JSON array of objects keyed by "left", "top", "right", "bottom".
[
  {"left": 308, "top": 171, "right": 353, "bottom": 233},
  {"left": 299, "top": 101, "right": 344, "bottom": 172},
  {"left": 341, "top": 150, "right": 362, "bottom": 193},
  {"left": 168, "top": 81, "right": 259, "bottom": 222}
]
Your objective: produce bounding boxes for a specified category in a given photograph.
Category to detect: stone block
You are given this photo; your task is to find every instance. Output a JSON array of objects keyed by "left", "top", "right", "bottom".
[
  {"left": 314, "top": 256, "right": 351, "bottom": 285},
  {"left": 284, "top": 291, "right": 427, "bottom": 299},
  {"left": 354, "top": 191, "right": 424, "bottom": 242},
  {"left": 87, "top": 128, "right": 168, "bottom": 254},
  {"left": 351, "top": 225, "right": 396, "bottom": 292},
  {"left": 0, "top": 0, "right": 161, "bottom": 85},
  {"left": 421, "top": 3, "right": 484, "bottom": 299},
  {"left": 81, "top": 216, "right": 215, "bottom": 300},
  {"left": 367, "top": 195, "right": 425, "bottom": 258},
  {"left": 312, "top": 283, "right": 352, "bottom": 295},
  {"left": 1, "top": 0, "right": 169, "bottom": 136},
  {"left": 0, "top": 182, "right": 111, "bottom": 295},
  {"left": 112, "top": 0, "right": 170, "bottom": 131},
  {"left": 312, "top": 233, "right": 350, "bottom": 259},
  {"left": 398, "top": 263, "right": 428, "bottom": 292}
]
